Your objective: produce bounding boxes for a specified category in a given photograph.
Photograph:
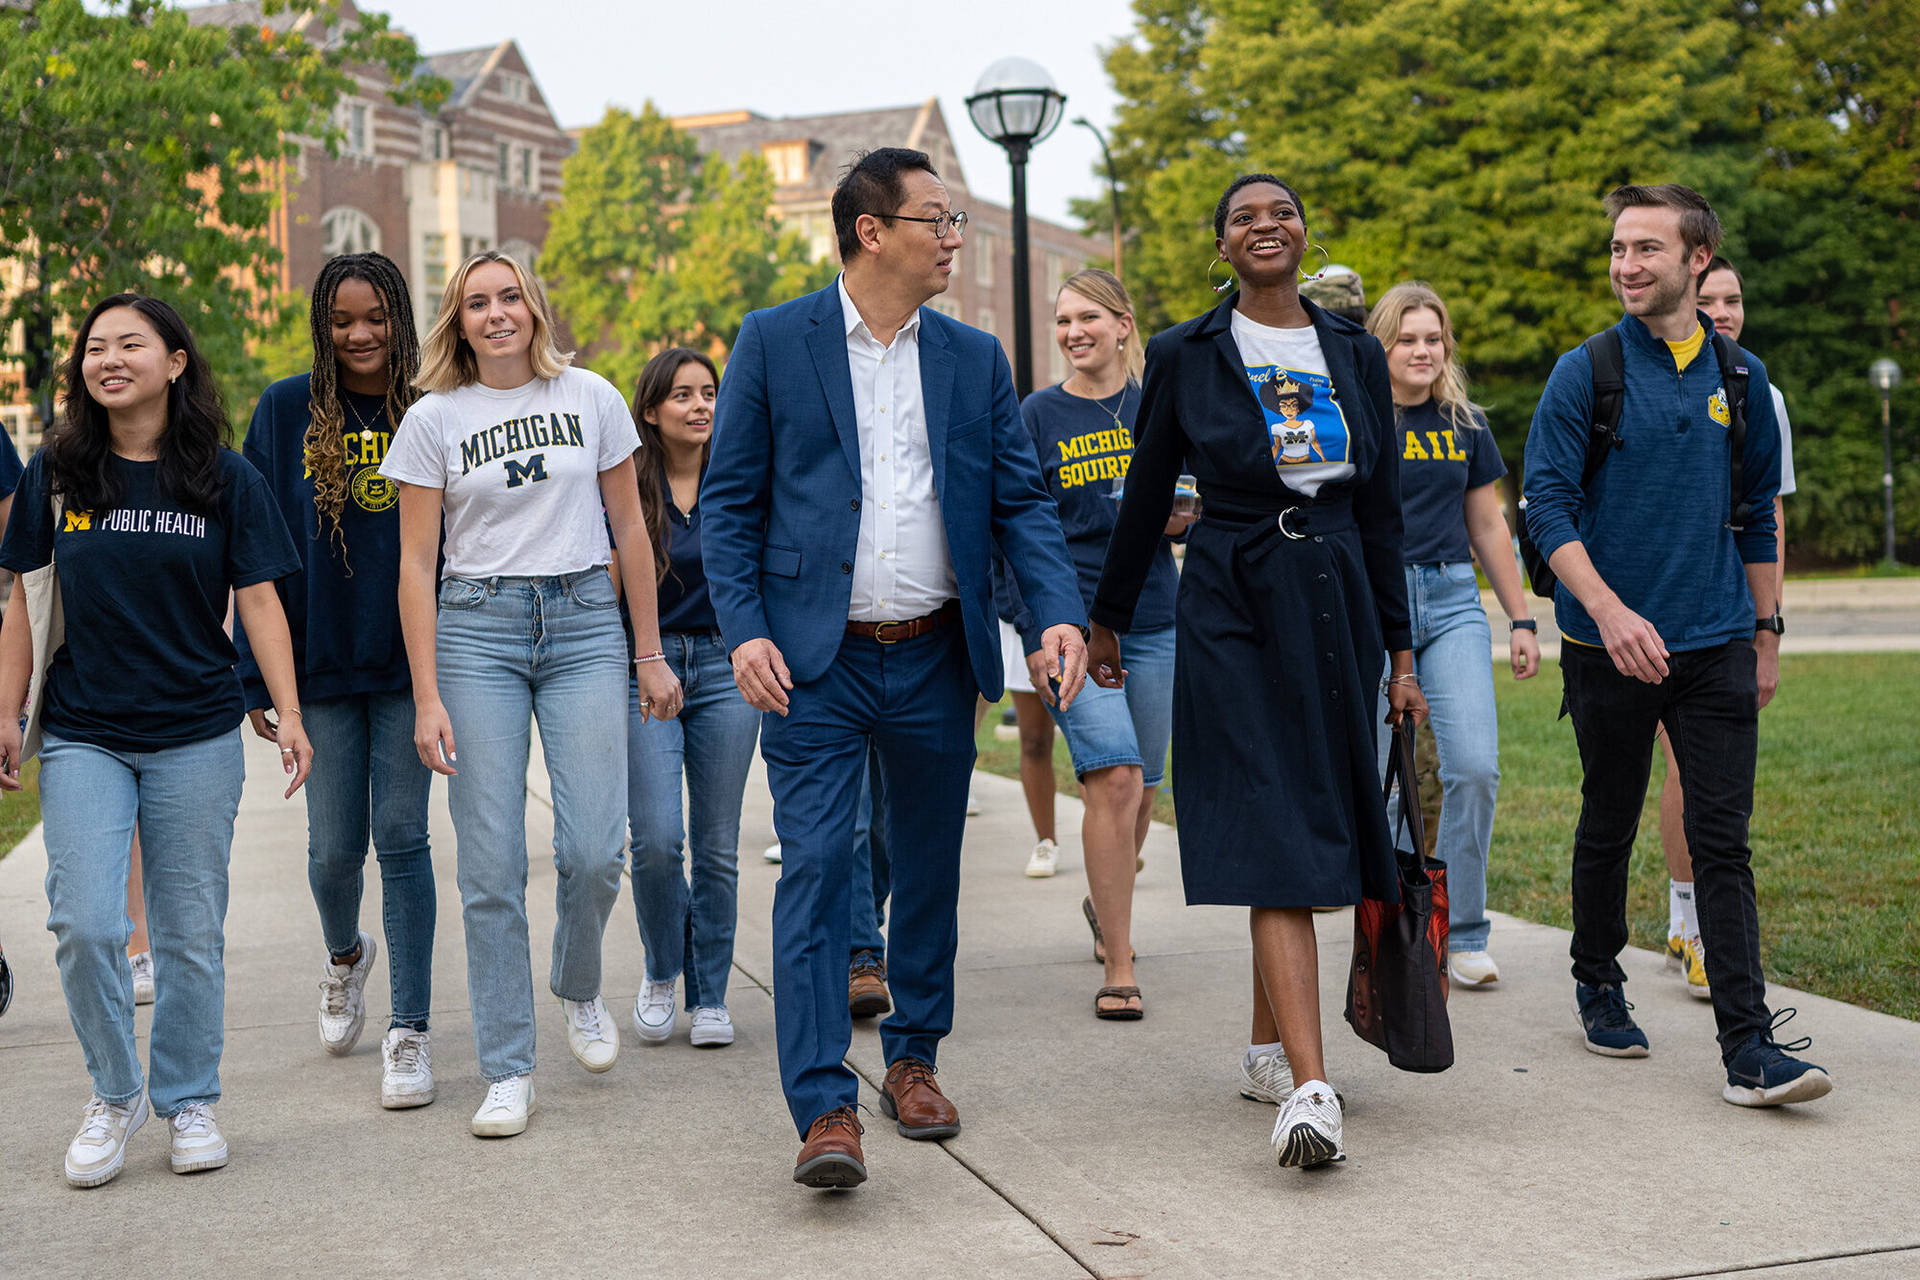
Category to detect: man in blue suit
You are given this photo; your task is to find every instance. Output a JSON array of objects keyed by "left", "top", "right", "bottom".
[{"left": 703, "top": 148, "right": 1088, "bottom": 1189}]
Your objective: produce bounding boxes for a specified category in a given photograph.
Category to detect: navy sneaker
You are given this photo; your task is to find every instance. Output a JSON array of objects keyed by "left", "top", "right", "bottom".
[
  {"left": 1576, "top": 982, "right": 1650, "bottom": 1057},
  {"left": 1723, "top": 1008, "right": 1833, "bottom": 1107},
  {"left": 0, "top": 951, "right": 12, "bottom": 1018}
]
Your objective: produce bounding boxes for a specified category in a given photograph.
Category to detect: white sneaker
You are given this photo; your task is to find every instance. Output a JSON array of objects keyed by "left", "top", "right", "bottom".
[
  {"left": 168, "top": 1102, "right": 228, "bottom": 1174},
  {"left": 380, "top": 1027, "right": 435, "bottom": 1109},
  {"left": 633, "top": 979, "right": 676, "bottom": 1044},
  {"left": 966, "top": 791, "right": 982, "bottom": 817},
  {"left": 65, "top": 1094, "right": 148, "bottom": 1187},
  {"left": 471, "top": 1075, "right": 534, "bottom": 1137},
  {"left": 561, "top": 996, "right": 618, "bottom": 1073},
  {"left": 317, "top": 931, "right": 377, "bottom": 1056},
  {"left": 1024, "top": 839, "right": 1058, "bottom": 878},
  {"left": 129, "top": 951, "right": 155, "bottom": 1005},
  {"left": 1448, "top": 951, "right": 1502, "bottom": 987},
  {"left": 763, "top": 842, "right": 782, "bottom": 864},
  {"left": 1272, "top": 1080, "right": 1345, "bottom": 1168},
  {"left": 689, "top": 1005, "right": 735, "bottom": 1048},
  {"left": 1239, "top": 1046, "right": 1292, "bottom": 1104}
]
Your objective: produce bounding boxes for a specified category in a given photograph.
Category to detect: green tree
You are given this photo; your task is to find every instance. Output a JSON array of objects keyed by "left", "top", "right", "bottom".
[
  {"left": 0, "top": 0, "right": 443, "bottom": 431},
  {"left": 1096, "top": 0, "right": 1919, "bottom": 560},
  {"left": 541, "top": 104, "right": 831, "bottom": 394}
]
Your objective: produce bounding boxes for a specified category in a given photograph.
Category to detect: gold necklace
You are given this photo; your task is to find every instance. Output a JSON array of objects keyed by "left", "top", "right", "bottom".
[
  {"left": 343, "top": 395, "right": 381, "bottom": 444},
  {"left": 1072, "top": 375, "right": 1130, "bottom": 431}
]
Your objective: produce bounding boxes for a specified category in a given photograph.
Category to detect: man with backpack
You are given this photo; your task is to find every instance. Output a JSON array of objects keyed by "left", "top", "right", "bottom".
[{"left": 1521, "top": 183, "right": 1830, "bottom": 1107}]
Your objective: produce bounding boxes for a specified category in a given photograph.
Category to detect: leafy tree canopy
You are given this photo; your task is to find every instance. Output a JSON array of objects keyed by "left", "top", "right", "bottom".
[{"left": 0, "top": 0, "right": 445, "bottom": 430}]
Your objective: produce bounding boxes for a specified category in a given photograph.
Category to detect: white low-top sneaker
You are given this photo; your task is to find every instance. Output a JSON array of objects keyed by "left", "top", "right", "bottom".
[
  {"left": 1239, "top": 1046, "right": 1292, "bottom": 1104},
  {"left": 471, "top": 1075, "right": 534, "bottom": 1138},
  {"left": 562, "top": 996, "right": 618, "bottom": 1073},
  {"left": 65, "top": 1094, "right": 148, "bottom": 1187},
  {"left": 1024, "top": 839, "right": 1058, "bottom": 879},
  {"left": 380, "top": 1027, "right": 435, "bottom": 1109},
  {"left": 317, "top": 931, "right": 377, "bottom": 1056},
  {"left": 763, "top": 842, "right": 782, "bottom": 864},
  {"left": 1272, "top": 1080, "right": 1345, "bottom": 1168},
  {"left": 168, "top": 1102, "right": 228, "bottom": 1174},
  {"left": 129, "top": 951, "right": 155, "bottom": 1006},
  {"left": 689, "top": 1005, "right": 735, "bottom": 1048},
  {"left": 633, "top": 979, "right": 675, "bottom": 1044},
  {"left": 966, "top": 791, "right": 982, "bottom": 817},
  {"left": 1448, "top": 951, "right": 1502, "bottom": 987}
]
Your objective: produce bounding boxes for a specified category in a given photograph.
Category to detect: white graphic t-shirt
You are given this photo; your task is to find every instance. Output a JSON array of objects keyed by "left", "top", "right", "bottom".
[
  {"left": 380, "top": 365, "right": 639, "bottom": 579},
  {"left": 1229, "top": 310, "right": 1357, "bottom": 498}
]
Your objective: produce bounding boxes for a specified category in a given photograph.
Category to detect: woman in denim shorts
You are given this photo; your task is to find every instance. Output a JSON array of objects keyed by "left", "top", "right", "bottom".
[{"left": 1004, "top": 270, "right": 1190, "bottom": 1020}]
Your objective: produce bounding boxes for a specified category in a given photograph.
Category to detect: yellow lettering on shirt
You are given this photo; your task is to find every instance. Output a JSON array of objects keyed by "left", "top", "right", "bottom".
[
  {"left": 1403, "top": 430, "right": 1430, "bottom": 461},
  {"left": 1442, "top": 430, "right": 1467, "bottom": 461}
]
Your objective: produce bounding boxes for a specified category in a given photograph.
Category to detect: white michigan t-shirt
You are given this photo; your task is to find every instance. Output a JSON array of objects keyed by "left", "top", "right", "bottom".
[
  {"left": 380, "top": 365, "right": 639, "bottom": 579},
  {"left": 1229, "top": 310, "right": 1358, "bottom": 498}
]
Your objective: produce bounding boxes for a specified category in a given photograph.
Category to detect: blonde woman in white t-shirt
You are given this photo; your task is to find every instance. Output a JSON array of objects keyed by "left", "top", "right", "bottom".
[{"left": 380, "top": 251, "right": 681, "bottom": 1138}]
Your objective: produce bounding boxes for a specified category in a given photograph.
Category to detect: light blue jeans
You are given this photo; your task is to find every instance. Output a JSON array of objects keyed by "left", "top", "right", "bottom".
[
  {"left": 303, "top": 690, "right": 436, "bottom": 1031},
  {"left": 437, "top": 571, "right": 629, "bottom": 1081},
  {"left": 1376, "top": 562, "right": 1500, "bottom": 953},
  {"left": 1050, "top": 622, "right": 1176, "bottom": 786},
  {"left": 627, "top": 631, "right": 759, "bottom": 1010},
  {"left": 40, "top": 727, "right": 245, "bottom": 1116}
]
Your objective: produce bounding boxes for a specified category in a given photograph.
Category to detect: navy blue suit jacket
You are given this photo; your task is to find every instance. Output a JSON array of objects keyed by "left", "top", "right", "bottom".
[{"left": 702, "top": 282, "right": 1086, "bottom": 698}]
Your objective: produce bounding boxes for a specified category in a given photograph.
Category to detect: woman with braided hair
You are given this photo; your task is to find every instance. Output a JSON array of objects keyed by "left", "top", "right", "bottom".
[{"left": 234, "top": 252, "right": 440, "bottom": 1110}]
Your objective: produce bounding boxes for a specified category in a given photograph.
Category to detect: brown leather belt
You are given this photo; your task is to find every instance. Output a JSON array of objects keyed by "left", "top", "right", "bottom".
[{"left": 846, "top": 600, "right": 960, "bottom": 644}]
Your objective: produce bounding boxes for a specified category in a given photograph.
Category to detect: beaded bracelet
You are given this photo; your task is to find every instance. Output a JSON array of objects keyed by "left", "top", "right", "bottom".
[{"left": 634, "top": 652, "right": 665, "bottom": 666}]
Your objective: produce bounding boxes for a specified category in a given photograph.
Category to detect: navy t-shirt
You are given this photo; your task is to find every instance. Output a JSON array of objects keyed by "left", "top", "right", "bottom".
[
  {"left": 997, "top": 383, "right": 1179, "bottom": 648},
  {"left": 233, "top": 373, "right": 413, "bottom": 708},
  {"left": 1395, "top": 399, "right": 1506, "bottom": 564},
  {"left": 0, "top": 427, "right": 23, "bottom": 498},
  {"left": 0, "top": 449, "right": 301, "bottom": 751}
]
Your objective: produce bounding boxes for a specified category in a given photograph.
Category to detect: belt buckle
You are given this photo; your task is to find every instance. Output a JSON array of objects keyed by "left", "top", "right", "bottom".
[
  {"left": 872, "top": 619, "right": 907, "bottom": 644},
  {"left": 1277, "top": 508, "right": 1306, "bottom": 540}
]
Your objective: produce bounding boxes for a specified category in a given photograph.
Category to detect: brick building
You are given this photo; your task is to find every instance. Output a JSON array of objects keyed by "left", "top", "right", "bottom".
[{"left": 677, "top": 100, "right": 1099, "bottom": 387}]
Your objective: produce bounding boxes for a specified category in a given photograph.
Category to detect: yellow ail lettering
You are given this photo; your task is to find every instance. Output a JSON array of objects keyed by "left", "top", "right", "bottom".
[
  {"left": 1403, "top": 430, "right": 1430, "bottom": 461},
  {"left": 1443, "top": 430, "right": 1467, "bottom": 461}
]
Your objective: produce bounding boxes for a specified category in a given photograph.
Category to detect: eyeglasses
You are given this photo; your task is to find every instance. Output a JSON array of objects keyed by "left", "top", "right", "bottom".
[{"left": 885, "top": 210, "right": 968, "bottom": 238}]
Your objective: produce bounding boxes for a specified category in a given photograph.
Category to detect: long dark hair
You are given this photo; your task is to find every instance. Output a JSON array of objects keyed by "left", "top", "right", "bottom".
[
  {"left": 630, "top": 347, "right": 718, "bottom": 587},
  {"left": 47, "top": 294, "right": 226, "bottom": 515},
  {"left": 303, "top": 252, "right": 420, "bottom": 556}
]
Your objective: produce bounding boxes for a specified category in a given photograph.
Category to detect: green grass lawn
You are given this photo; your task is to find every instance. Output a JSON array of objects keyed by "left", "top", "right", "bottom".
[
  {"left": 975, "top": 652, "right": 1920, "bottom": 1021},
  {"left": 0, "top": 757, "right": 40, "bottom": 863}
]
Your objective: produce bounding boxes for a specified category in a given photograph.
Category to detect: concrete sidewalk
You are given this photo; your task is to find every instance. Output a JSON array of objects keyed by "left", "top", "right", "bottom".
[{"left": 3, "top": 730, "right": 1918, "bottom": 1278}]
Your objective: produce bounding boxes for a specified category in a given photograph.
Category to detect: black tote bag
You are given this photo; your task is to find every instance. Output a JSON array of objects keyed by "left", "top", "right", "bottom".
[{"left": 1344, "top": 716, "right": 1455, "bottom": 1073}]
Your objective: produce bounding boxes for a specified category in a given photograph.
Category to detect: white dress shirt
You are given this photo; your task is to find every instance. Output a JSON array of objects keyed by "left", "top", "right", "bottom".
[{"left": 839, "top": 275, "right": 957, "bottom": 621}]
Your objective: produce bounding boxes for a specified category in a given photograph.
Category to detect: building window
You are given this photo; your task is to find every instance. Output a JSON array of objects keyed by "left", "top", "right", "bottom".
[
  {"left": 762, "top": 141, "right": 808, "bottom": 187},
  {"left": 320, "top": 206, "right": 381, "bottom": 257},
  {"left": 516, "top": 145, "right": 538, "bottom": 193},
  {"left": 422, "top": 122, "right": 449, "bottom": 162},
  {"left": 930, "top": 298, "right": 960, "bottom": 319},
  {"left": 976, "top": 307, "right": 995, "bottom": 335},
  {"left": 500, "top": 238, "right": 540, "bottom": 271},
  {"left": 497, "top": 142, "right": 511, "bottom": 184},
  {"left": 336, "top": 100, "right": 373, "bottom": 158},
  {"left": 461, "top": 235, "right": 491, "bottom": 259},
  {"left": 974, "top": 232, "right": 994, "bottom": 285}
]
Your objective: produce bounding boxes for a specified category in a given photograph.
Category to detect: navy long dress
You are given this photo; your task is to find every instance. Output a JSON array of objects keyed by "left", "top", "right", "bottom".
[{"left": 1091, "top": 294, "right": 1412, "bottom": 908}]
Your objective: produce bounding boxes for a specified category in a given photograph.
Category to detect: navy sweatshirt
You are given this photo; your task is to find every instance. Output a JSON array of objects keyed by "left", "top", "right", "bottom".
[
  {"left": 1522, "top": 313, "right": 1779, "bottom": 652},
  {"left": 993, "top": 382, "right": 1179, "bottom": 652},
  {"left": 234, "top": 372, "right": 414, "bottom": 707}
]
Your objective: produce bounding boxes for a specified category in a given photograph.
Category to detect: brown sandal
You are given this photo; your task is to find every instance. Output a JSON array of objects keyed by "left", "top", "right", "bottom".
[
  {"left": 1082, "top": 896, "right": 1135, "bottom": 965},
  {"left": 1094, "top": 985, "right": 1144, "bottom": 1020}
]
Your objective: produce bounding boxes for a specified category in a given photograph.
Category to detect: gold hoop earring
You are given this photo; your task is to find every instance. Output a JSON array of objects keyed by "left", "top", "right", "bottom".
[
  {"left": 1299, "top": 242, "right": 1333, "bottom": 283},
  {"left": 1207, "top": 255, "right": 1235, "bottom": 294}
]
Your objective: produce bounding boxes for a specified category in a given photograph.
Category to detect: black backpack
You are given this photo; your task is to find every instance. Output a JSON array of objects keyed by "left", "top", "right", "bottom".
[{"left": 1517, "top": 328, "right": 1750, "bottom": 600}]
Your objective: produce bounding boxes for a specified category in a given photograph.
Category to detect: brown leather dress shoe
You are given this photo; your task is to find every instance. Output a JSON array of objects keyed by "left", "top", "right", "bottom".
[
  {"left": 848, "top": 958, "right": 891, "bottom": 1019},
  {"left": 793, "top": 1105, "right": 866, "bottom": 1188},
  {"left": 879, "top": 1058, "right": 960, "bottom": 1140}
]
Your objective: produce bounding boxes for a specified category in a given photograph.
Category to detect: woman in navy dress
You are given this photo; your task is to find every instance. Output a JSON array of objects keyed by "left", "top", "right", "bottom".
[{"left": 1089, "top": 174, "right": 1426, "bottom": 1170}]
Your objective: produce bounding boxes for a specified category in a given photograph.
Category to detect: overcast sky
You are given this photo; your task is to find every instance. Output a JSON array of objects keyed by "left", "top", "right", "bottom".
[{"left": 364, "top": 0, "right": 1142, "bottom": 227}]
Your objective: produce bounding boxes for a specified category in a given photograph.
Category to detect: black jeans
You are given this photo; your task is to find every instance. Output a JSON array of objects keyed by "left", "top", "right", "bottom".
[{"left": 1560, "top": 639, "right": 1770, "bottom": 1061}]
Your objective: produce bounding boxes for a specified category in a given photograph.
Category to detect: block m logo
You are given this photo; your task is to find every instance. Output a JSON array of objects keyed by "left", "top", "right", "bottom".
[
  {"left": 64, "top": 510, "right": 92, "bottom": 531},
  {"left": 503, "top": 454, "right": 549, "bottom": 489}
]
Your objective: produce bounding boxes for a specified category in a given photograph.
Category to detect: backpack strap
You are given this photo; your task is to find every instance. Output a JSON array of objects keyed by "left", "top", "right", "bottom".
[
  {"left": 1580, "top": 329, "right": 1628, "bottom": 488},
  {"left": 1712, "top": 332, "right": 1751, "bottom": 531}
]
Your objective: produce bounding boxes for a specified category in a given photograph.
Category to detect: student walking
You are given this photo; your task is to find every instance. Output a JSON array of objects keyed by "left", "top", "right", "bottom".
[
  {"left": 1522, "top": 184, "right": 1826, "bottom": 1107},
  {"left": 380, "top": 251, "right": 681, "bottom": 1138},
  {"left": 623, "top": 348, "right": 760, "bottom": 1051},
  {"left": 235, "top": 252, "right": 438, "bottom": 1108},
  {"left": 0, "top": 294, "right": 311, "bottom": 1187},
  {"left": 1003, "top": 269, "right": 1192, "bottom": 1019},
  {"left": 1365, "top": 282, "right": 1539, "bottom": 987},
  {"left": 1089, "top": 175, "right": 1425, "bottom": 1169}
]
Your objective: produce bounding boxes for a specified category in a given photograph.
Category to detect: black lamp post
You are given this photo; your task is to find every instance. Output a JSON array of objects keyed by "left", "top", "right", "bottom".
[
  {"left": 966, "top": 57, "right": 1066, "bottom": 400},
  {"left": 1871, "top": 358, "right": 1902, "bottom": 567},
  {"left": 1071, "top": 116, "right": 1121, "bottom": 278}
]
